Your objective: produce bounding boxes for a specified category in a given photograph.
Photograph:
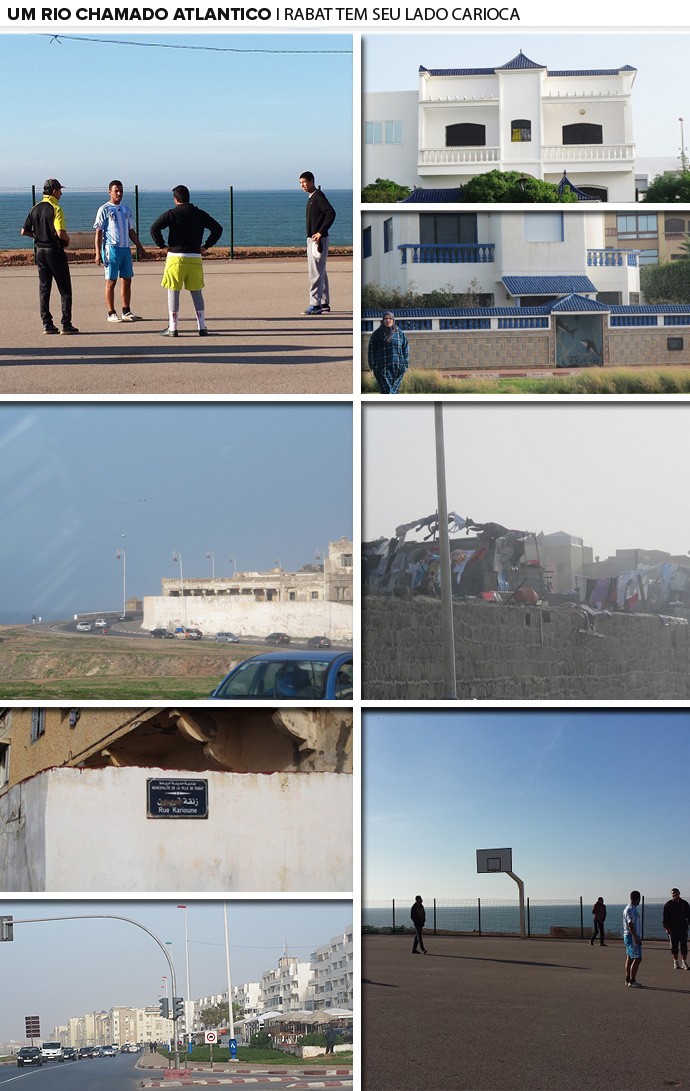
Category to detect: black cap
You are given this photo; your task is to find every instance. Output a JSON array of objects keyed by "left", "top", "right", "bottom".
[{"left": 43, "top": 178, "right": 64, "bottom": 194}]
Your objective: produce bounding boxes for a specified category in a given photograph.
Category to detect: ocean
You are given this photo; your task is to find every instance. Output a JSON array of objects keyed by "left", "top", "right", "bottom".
[
  {"left": 364, "top": 900, "right": 670, "bottom": 941},
  {"left": 0, "top": 188, "right": 353, "bottom": 251}
]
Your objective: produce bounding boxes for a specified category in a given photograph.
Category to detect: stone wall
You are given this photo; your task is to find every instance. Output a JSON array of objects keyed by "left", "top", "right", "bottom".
[
  {"left": 142, "top": 597, "right": 353, "bottom": 641},
  {"left": 0, "top": 766, "right": 352, "bottom": 892},
  {"left": 363, "top": 596, "right": 690, "bottom": 700},
  {"left": 360, "top": 327, "right": 690, "bottom": 371}
]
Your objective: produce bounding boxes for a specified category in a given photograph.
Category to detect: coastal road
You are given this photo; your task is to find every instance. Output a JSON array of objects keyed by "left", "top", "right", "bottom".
[{"left": 0, "top": 1053, "right": 140, "bottom": 1088}]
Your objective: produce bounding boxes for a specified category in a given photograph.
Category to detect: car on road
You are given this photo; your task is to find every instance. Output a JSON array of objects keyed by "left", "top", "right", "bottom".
[
  {"left": 76, "top": 621, "right": 92, "bottom": 632},
  {"left": 209, "top": 649, "right": 353, "bottom": 700},
  {"left": 17, "top": 1047, "right": 43, "bottom": 1067},
  {"left": 101, "top": 1045, "right": 117, "bottom": 1057},
  {"left": 174, "top": 626, "right": 203, "bottom": 640},
  {"left": 41, "top": 1042, "right": 64, "bottom": 1062},
  {"left": 95, "top": 618, "right": 108, "bottom": 628},
  {"left": 215, "top": 631, "right": 240, "bottom": 643},
  {"left": 307, "top": 635, "right": 332, "bottom": 648},
  {"left": 265, "top": 631, "right": 290, "bottom": 645},
  {"left": 78, "top": 1045, "right": 97, "bottom": 1058},
  {"left": 151, "top": 627, "right": 174, "bottom": 639},
  {"left": 63, "top": 1047, "right": 78, "bottom": 1061}
]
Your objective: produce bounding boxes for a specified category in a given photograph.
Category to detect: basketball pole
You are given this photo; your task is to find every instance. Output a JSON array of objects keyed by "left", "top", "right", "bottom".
[
  {"left": 508, "top": 872, "right": 527, "bottom": 938},
  {"left": 434, "top": 403, "right": 458, "bottom": 700}
]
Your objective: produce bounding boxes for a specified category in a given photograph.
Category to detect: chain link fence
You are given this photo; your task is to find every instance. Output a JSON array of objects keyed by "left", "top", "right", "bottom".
[{"left": 363, "top": 897, "right": 670, "bottom": 941}]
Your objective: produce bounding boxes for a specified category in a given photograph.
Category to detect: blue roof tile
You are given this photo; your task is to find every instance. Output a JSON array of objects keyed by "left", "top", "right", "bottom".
[
  {"left": 503, "top": 276, "right": 597, "bottom": 296},
  {"left": 399, "top": 187, "right": 465, "bottom": 203}
]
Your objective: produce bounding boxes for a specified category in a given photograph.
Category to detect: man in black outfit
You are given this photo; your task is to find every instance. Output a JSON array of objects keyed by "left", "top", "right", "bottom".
[
  {"left": 299, "top": 171, "right": 336, "bottom": 315},
  {"left": 21, "top": 179, "right": 78, "bottom": 335},
  {"left": 411, "top": 894, "right": 428, "bottom": 954},
  {"left": 150, "top": 185, "right": 223, "bottom": 337},
  {"left": 662, "top": 887, "right": 690, "bottom": 969}
]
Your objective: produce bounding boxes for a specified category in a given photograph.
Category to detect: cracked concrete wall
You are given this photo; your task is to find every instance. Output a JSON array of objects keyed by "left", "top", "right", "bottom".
[{"left": 363, "top": 596, "right": 690, "bottom": 700}]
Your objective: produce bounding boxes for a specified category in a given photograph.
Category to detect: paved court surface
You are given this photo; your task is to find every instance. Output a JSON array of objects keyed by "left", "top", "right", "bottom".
[
  {"left": 364, "top": 934, "right": 690, "bottom": 1090},
  {"left": 0, "top": 257, "right": 352, "bottom": 396}
]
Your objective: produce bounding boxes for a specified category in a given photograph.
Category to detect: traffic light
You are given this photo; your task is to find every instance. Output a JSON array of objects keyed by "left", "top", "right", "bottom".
[
  {"left": 0, "top": 916, "right": 13, "bottom": 941},
  {"left": 159, "top": 998, "right": 170, "bottom": 1019},
  {"left": 173, "top": 997, "right": 185, "bottom": 1020}
]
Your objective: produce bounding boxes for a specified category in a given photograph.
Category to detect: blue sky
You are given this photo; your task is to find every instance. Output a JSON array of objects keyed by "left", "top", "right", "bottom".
[
  {"left": 0, "top": 899, "right": 352, "bottom": 1043},
  {"left": 363, "top": 403, "right": 690, "bottom": 562},
  {"left": 0, "top": 403, "right": 352, "bottom": 623},
  {"left": 0, "top": 33, "right": 352, "bottom": 187},
  {"left": 363, "top": 709, "right": 685, "bottom": 902},
  {"left": 363, "top": 31, "right": 690, "bottom": 161}
]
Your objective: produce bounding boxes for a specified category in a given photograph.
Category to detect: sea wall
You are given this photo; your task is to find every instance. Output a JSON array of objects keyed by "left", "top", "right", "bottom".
[{"left": 363, "top": 597, "right": 690, "bottom": 700}]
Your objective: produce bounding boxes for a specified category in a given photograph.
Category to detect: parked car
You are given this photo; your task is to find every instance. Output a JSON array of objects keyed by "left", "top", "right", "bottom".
[
  {"left": 95, "top": 618, "right": 108, "bottom": 628},
  {"left": 210, "top": 649, "right": 353, "bottom": 700},
  {"left": 41, "top": 1042, "right": 64, "bottom": 1062},
  {"left": 174, "top": 626, "right": 203, "bottom": 640},
  {"left": 215, "top": 631, "right": 240, "bottom": 643},
  {"left": 307, "top": 635, "right": 332, "bottom": 648},
  {"left": 76, "top": 621, "right": 92, "bottom": 632},
  {"left": 17, "top": 1047, "right": 43, "bottom": 1067},
  {"left": 151, "top": 627, "right": 174, "bottom": 639},
  {"left": 63, "top": 1047, "right": 78, "bottom": 1061},
  {"left": 101, "top": 1045, "right": 117, "bottom": 1057},
  {"left": 265, "top": 631, "right": 290, "bottom": 645}
]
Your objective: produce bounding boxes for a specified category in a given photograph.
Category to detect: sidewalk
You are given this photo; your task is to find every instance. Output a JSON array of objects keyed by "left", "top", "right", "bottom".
[
  {"left": 137, "top": 1054, "right": 353, "bottom": 1087},
  {"left": 0, "top": 257, "right": 352, "bottom": 396}
]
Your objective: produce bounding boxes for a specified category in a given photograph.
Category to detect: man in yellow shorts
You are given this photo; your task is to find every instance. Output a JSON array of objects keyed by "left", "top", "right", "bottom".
[{"left": 150, "top": 185, "right": 223, "bottom": 337}]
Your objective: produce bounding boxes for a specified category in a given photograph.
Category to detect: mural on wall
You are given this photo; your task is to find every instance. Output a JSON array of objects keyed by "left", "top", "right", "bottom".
[{"left": 555, "top": 314, "right": 604, "bottom": 368}]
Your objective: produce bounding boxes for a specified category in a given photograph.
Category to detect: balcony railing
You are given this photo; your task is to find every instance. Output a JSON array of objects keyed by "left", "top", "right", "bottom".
[
  {"left": 587, "top": 248, "right": 639, "bottom": 267},
  {"left": 542, "top": 143, "right": 634, "bottom": 162},
  {"left": 420, "top": 147, "right": 499, "bottom": 165},
  {"left": 399, "top": 243, "right": 495, "bottom": 264}
]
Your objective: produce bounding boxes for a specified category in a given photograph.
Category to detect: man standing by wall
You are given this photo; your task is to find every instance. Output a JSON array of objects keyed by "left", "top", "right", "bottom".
[
  {"left": 150, "top": 185, "right": 223, "bottom": 338},
  {"left": 21, "top": 179, "right": 79, "bottom": 335},
  {"left": 94, "top": 180, "right": 148, "bottom": 323},
  {"left": 299, "top": 171, "right": 336, "bottom": 316}
]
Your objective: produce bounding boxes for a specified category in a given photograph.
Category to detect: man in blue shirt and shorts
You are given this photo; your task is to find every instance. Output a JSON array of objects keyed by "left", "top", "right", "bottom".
[
  {"left": 94, "top": 180, "right": 148, "bottom": 323},
  {"left": 623, "top": 890, "right": 643, "bottom": 987}
]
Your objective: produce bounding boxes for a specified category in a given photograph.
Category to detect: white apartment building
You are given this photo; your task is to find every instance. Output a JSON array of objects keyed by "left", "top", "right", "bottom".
[
  {"left": 260, "top": 957, "right": 312, "bottom": 1012},
  {"left": 309, "top": 927, "right": 354, "bottom": 1010},
  {"left": 363, "top": 210, "right": 641, "bottom": 306},
  {"left": 364, "top": 51, "right": 637, "bottom": 201}
]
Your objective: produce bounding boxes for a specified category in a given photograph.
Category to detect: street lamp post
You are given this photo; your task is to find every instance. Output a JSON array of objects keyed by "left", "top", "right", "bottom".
[
  {"left": 177, "top": 905, "right": 191, "bottom": 1045},
  {"left": 315, "top": 549, "right": 328, "bottom": 635},
  {"left": 680, "top": 117, "right": 688, "bottom": 172},
  {"left": 116, "top": 548, "right": 126, "bottom": 619},
  {"left": 223, "top": 904, "right": 235, "bottom": 1058},
  {"left": 228, "top": 555, "right": 237, "bottom": 575},
  {"left": 172, "top": 552, "right": 187, "bottom": 626},
  {"left": 206, "top": 552, "right": 215, "bottom": 579}
]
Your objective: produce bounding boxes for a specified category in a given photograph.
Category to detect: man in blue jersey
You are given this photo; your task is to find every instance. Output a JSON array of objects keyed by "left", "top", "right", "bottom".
[
  {"left": 623, "top": 890, "right": 643, "bottom": 987},
  {"left": 94, "top": 181, "right": 148, "bottom": 323}
]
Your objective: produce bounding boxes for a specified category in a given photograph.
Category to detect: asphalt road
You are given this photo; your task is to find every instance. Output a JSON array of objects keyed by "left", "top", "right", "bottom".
[
  {"left": 0, "top": 1052, "right": 141, "bottom": 1087},
  {"left": 363, "top": 933, "right": 690, "bottom": 1090}
]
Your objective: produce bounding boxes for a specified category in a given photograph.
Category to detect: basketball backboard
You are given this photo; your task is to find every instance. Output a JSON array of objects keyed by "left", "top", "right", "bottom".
[{"left": 476, "top": 847, "right": 513, "bottom": 874}]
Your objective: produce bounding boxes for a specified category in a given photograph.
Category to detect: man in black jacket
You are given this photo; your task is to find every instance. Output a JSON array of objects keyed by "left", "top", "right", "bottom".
[
  {"left": 411, "top": 895, "right": 428, "bottom": 954},
  {"left": 299, "top": 171, "right": 336, "bottom": 315},
  {"left": 662, "top": 888, "right": 690, "bottom": 969},
  {"left": 150, "top": 185, "right": 223, "bottom": 337},
  {"left": 21, "top": 179, "right": 79, "bottom": 335}
]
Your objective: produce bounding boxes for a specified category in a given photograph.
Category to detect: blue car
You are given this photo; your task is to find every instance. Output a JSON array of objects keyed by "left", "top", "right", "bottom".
[{"left": 209, "top": 649, "right": 353, "bottom": 700}]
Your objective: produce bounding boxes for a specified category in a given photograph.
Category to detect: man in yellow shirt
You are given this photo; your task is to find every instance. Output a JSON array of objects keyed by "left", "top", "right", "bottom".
[{"left": 21, "top": 179, "right": 79, "bottom": 334}]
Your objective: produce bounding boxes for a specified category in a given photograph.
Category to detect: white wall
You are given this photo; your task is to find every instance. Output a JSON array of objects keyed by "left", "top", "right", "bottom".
[
  {"left": 142, "top": 597, "right": 353, "bottom": 642},
  {"left": 0, "top": 766, "right": 352, "bottom": 893}
]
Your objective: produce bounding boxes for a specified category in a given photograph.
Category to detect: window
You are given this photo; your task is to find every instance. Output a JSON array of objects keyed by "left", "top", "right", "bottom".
[
  {"left": 664, "top": 217, "right": 686, "bottom": 234},
  {"left": 419, "top": 213, "right": 477, "bottom": 245},
  {"left": 340, "top": 554, "right": 353, "bottom": 567},
  {"left": 511, "top": 119, "right": 531, "bottom": 142},
  {"left": 288, "top": 591, "right": 296, "bottom": 601},
  {"left": 0, "top": 742, "right": 9, "bottom": 788},
  {"left": 562, "top": 122, "right": 603, "bottom": 145},
  {"left": 446, "top": 123, "right": 486, "bottom": 147},
  {"left": 616, "top": 214, "right": 657, "bottom": 240},
  {"left": 383, "top": 218, "right": 393, "bottom": 253},
  {"left": 365, "top": 120, "right": 403, "bottom": 144},
  {"left": 668, "top": 338, "right": 684, "bottom": 351},
  {"left": 311, "top": 591, "right": 319, "bottom": 599},
  {"left": 524, "top": 213, "right": 564, "bottom": 243},
  {"left": 363, "top": 226, "right": 372, "bottom": 259},
  {"left": 31, "top": 709, "right": 45, "bottom": 743},
  {"left": 638, "top": 249, "right": 659, "bottom": 265}
]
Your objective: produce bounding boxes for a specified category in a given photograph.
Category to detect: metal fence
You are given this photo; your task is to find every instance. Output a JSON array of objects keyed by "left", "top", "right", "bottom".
[
  {"left": 0, "top": 186, "right": 353, "bottom": 255},
  {"left": 363, "top": 897, "right": 670, "bottom": 941}
]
